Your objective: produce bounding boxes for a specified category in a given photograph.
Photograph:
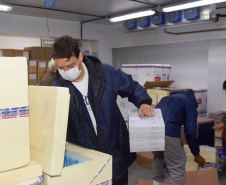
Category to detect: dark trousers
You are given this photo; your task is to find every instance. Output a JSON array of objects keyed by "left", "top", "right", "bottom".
[
  {"left": 112, "top": 170, "right": 128, "bottom": 185},
  {"left": 223, "top": 139, "right": 226, "bottom": 151}
]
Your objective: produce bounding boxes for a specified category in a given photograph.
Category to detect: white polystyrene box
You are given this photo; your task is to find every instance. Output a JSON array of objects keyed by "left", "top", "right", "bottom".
[
  {"left": 121, "top": 64, "right": 171, "bottom": 86},
  {"left": 0, "top": 57, "right": 30, "bottom": 172},
  {"left": 43, "top": 143, "right": 112, "bottom": 185},
  {"left": 128, "top": 108, "right": 165, "bottom": 152},
  {"left": 0, "top": 160, "right": 42, "bottom": 185},
  {"left": 28, "top": 86, "right": 70, "bottom": 176}
]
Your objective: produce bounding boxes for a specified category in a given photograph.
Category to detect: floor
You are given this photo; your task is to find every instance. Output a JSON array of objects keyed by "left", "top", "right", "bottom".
[{"left": 128, "top": 161, "right": 226, "bottom": 185}]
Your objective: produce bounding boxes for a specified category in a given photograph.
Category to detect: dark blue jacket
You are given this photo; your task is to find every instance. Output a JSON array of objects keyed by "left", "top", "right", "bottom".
[
  {"left": 53, "top": 55, "right": 152, "bottom": 180},
  {"left": 155, "top": 89, "right": 199, "bottom": 156}
]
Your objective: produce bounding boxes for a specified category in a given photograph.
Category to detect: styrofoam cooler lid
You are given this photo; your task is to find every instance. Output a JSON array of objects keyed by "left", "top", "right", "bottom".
[
  {"left": 0, "top": 57, "right": 27, "bottom": 70},
  {"left": 29, "top": 86, "right": 70, "bottom": 176}
]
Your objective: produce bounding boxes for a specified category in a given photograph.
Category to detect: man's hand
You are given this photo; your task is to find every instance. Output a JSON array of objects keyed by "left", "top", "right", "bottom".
[
  {"left": 194, "top": 155, "right": 205, "bottom": 167},
  {"left": 212, "top": 120, "right": 224, "bottom": 130},
  {"left": 138, "top": 104, "right": 155, "bottom": 117}
]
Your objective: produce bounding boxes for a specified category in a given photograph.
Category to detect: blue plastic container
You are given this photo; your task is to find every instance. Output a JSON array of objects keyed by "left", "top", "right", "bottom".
[
  {"left": 167, "top": 11, "right": 182, "bottom": 23},
  {"left": 137, "top": 16, "right": 150, "bottom": 27},
  {"left": 124, "top": 19, "right": 137, "bottom": 30},
  {"left": 150, "top": 12, "right": 165, "bottom": 25},
  {"left": 184, "top": 7, "right": 200, "bottom": 20}
]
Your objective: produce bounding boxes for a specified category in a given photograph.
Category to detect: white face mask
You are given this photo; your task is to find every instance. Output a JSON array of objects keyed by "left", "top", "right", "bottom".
[{"left": 58, "top": 60, "right": 81, "bottom": 81}]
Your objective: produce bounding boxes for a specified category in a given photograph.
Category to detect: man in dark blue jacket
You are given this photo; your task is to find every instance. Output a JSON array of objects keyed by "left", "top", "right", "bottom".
[
  {"left": 52, "top": 35, "right": 154, "bottom": 185},
  {"left": 152, "top": 89, "right": 205, "bottom": 185}
]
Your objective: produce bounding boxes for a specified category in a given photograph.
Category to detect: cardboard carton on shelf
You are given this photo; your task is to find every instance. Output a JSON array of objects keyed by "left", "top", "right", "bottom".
[
  {"left": 28, "top": 73, "right": 38, "bottom": 85},
  {"left": 209, "top": 111, "right": 226, "bottom": 120},
  {"left": 0, "top": 49, "right": 13, "bottom": 56},
  {"left": 24, "top": 47, "right": 45, "bottom": 60},
  {"left": 28, "top": 86, "right": 112, "bottom": 185},
  {"left": 0, "top": 57, "right": 30, "bottom": 173},
  {"left": 12, "top": 50, "right": 29, "bottom": 60}
]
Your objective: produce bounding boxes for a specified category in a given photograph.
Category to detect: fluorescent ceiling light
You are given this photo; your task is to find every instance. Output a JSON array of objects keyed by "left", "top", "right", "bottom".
[
  {"left": 163, "top": 0, "right": 226, "bottom": 12},
  {"left": 0, "top": 4, "right": 12, "bottom": 11},
  {"left": 108, "top": 10, "right": 155, "bottom": 22}
]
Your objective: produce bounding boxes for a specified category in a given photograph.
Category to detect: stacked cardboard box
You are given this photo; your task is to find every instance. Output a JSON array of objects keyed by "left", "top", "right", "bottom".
[
  {"left": 128, "top": 108, "right": 165, "bottom": 152},
  {"left": 0, "top": 57, "right": 42, "bottom": 185},
  {"left": 214, "top": 128, "right": 226, "bottom": 162}
]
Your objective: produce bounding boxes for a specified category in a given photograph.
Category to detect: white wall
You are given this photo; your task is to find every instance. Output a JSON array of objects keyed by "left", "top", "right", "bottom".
[
  {"left": 111, "top": 15, "right": 226, "bottom": 113},
  {"left": 113, "top": 41, "right": 209, "bottom": 89},
  {"left": 208, "top": 39, "right": 226, "bottom": 113},
  {"left": 0, "top": 12, "right": 112, "bottom": 65}
]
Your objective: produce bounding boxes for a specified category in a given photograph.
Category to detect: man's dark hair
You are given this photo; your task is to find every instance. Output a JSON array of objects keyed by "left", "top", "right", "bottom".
[
  {"left": 223, "top": 80, "right": 226, "bottom": 90},
  {"left": 52, "top": 35, "right": 80, "bottom": 59}
]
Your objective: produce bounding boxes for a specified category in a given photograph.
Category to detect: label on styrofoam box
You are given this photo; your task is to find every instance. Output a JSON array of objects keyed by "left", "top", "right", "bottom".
[
  {"left": 130, "top": 141, "right": 165, "bottom": 152},
  {"left": 29, "top": 74, "right": 37, "bottom": 80},
  {"left": 0, "top": 106, "right": 29, "bottom": 120},
  {"left": 130, "top": 134, "right": 164, "bottom": 142},
  {"left": 215, "top": 138, "right": 223, "bottom": 146},
  {"left": 218, "top": 149, "right": 226, "bottom": 159},
  {"left": 29, "top": 60, "right": 37, "bottom": 66},
  {"left": 0, "top": 50, "right": 2, "bottom": 56}
]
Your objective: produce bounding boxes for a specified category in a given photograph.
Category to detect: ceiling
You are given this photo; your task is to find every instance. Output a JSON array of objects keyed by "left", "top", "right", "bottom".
[{"left": 0, "top": 0, "right": 226, "bottom": 25}]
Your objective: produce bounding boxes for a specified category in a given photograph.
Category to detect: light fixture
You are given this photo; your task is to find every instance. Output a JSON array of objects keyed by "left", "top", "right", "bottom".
[
  {"left": 108, "top": 10, "right": 155, "bottom": 22},
  {"left": 162, "top": 0, "right": 226, "bottom": 12},
  {"left": 0, "top": 4, "right": 12, "bottom": 11}
]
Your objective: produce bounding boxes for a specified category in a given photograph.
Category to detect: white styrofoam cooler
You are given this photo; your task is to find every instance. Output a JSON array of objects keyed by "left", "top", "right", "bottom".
[
  {"left": 28, "top": 86, "right": 112, "bottom": 185},
  {"left": 129, "top": 108, "right": 165, "bottom": 152},
  {"left": 0, "top": 57, "right": 30, "bottom": 172},
  {"left": 121, "top": 64, "right": 171, "bottom": 86},
  {"left": 0, "top": 160, "right": 42, "bottom": 185}
]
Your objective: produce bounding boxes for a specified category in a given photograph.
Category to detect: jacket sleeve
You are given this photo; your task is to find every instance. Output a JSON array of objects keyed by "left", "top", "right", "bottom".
[
  {"left": 221, "top": 114, "right": 226, "bottom": 125},
  {"left": 116, "top": 68, "right": 152, "bottom": 108},
  {"left": 184, "top": 108, "right": 200, "bottom": 156}
]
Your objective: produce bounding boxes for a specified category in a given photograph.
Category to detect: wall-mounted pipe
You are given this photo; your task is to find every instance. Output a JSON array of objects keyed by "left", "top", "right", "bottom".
[{"left": 164, "top": 27, "right": 226, "bottom": 35}]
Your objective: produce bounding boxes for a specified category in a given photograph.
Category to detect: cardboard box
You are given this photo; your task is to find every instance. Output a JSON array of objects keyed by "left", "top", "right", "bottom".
[
  {"left": 144, "top": 81, "right": 174, "bottom": 90},
  {"left": 28, "top": 73, "right": 37, "bottom": 85},
  {"left": 209, "top": 111, "right": 226, "bottom": 120},
  {"left": 214, "top": 128, "right": 226, "bottom": 162},
  {"left": 0, "top": 49, "right": 13, "bottom": 56},
  {"left": 44, "top": 47, "right": 52, "bottom": 61},
  {"left": 137, "top": 169, "right": 219, "bottom": 185},
  {"left": 28, "top": 60, "right": 37, "bottom": 73},
  {"left": 0, "top": 57, "right": 30, "bottom": 172},
  {"left": 28, "top": 86, "right": 112, "bottom": 184},
  {"left": 136, "top": 152, "right": 154, "bottom": 170},
  {"left": 24, "top": 47, "right": 45, "bottom": 60},
  {"left": 37, "top": 60, "right": 47, "bottom": 73},
  {"left": 12, "top": 50, "right": 29, "bottom": 60}
]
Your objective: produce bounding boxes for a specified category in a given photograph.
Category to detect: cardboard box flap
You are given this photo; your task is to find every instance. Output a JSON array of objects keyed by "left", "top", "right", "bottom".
[
  {"left": 0, "top": 57, "right": 27, "bottom": 70},
  {"left": 144, "top": 80, "right": 174, "bottom": 89},
  {"left": 29, "top": 86, "right": 70, "bottom": 176},
  {"left": 215, "top": 128, "right": 224, "bottom": 138}
]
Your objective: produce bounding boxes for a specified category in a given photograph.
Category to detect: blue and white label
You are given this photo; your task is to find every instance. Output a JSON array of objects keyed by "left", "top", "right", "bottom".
[{"left": 0, "top": 106, "right": 29, "bottom": 120}]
